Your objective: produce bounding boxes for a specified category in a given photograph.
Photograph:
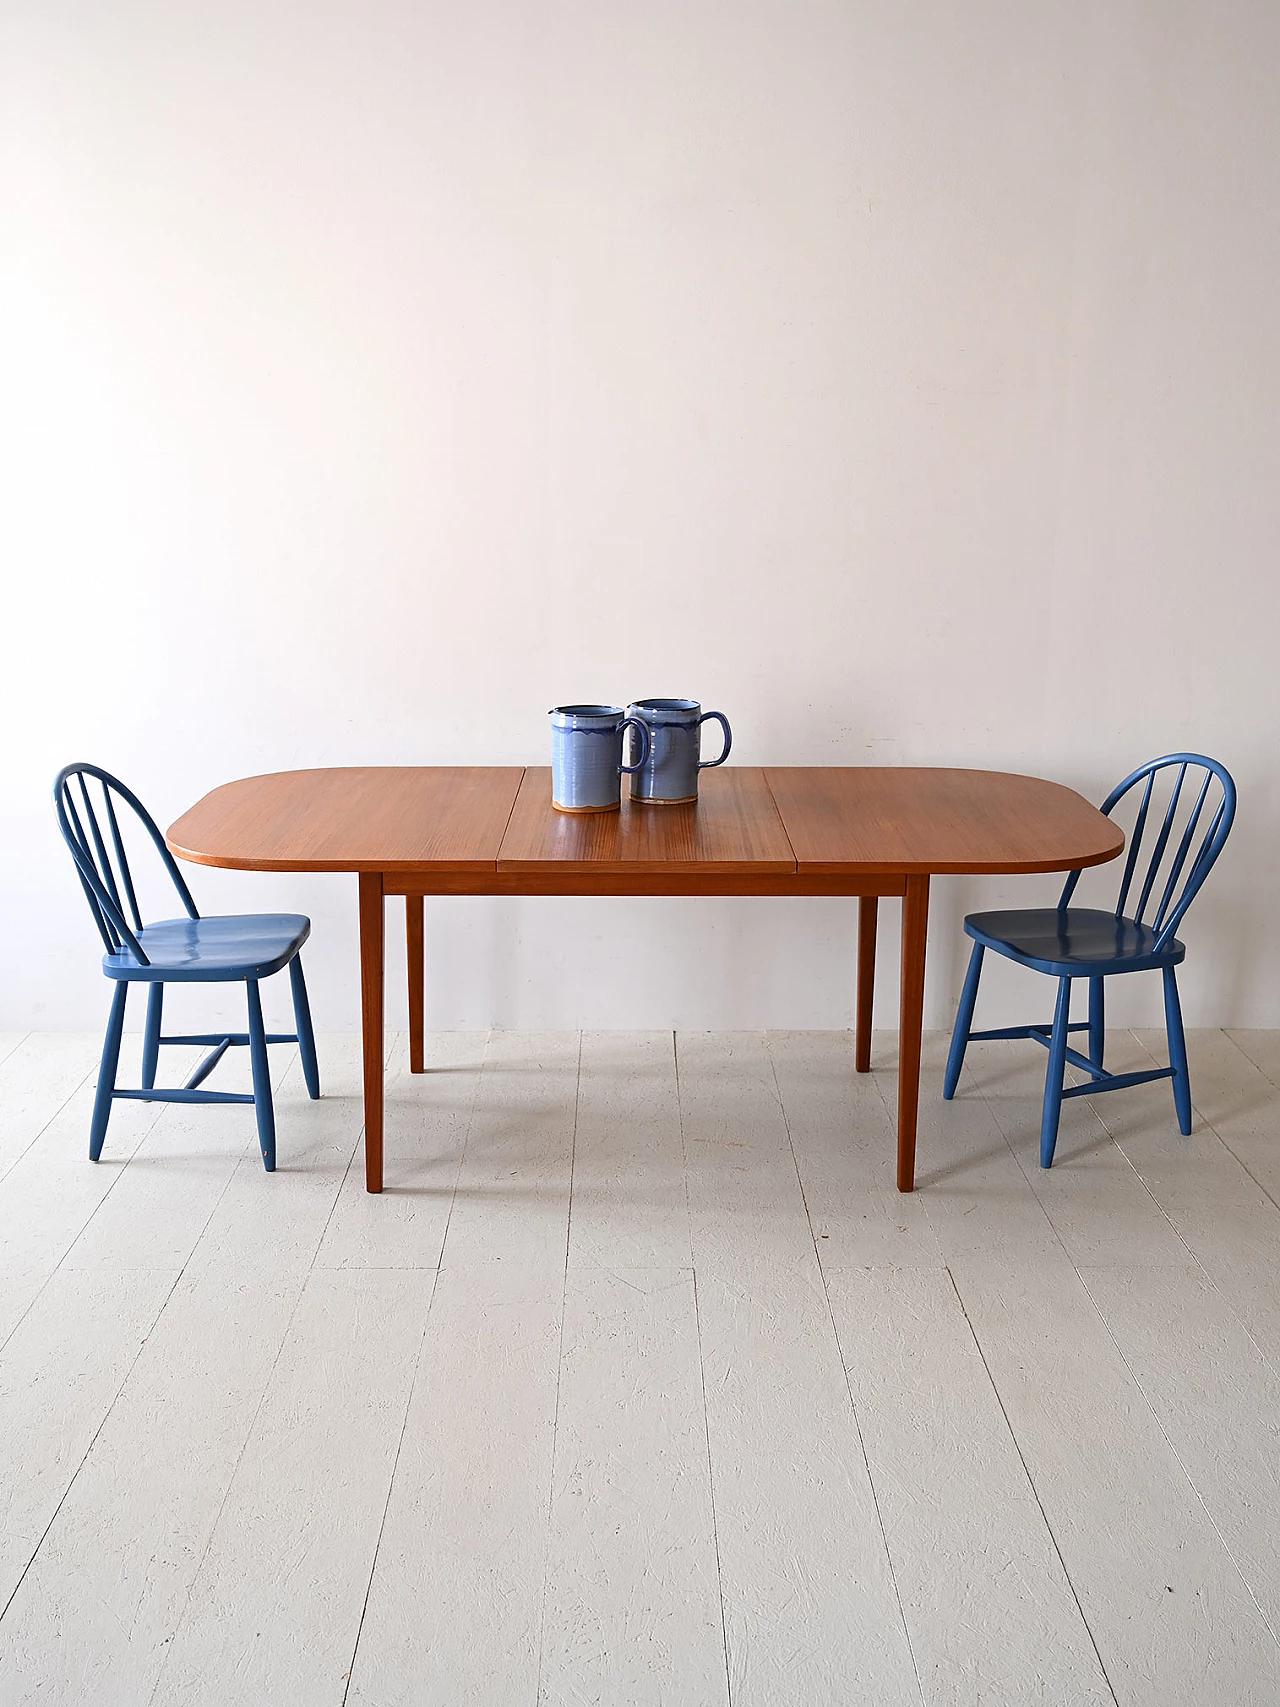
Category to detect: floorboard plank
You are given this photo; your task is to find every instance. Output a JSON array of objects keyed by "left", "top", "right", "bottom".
[
  {"left": 146, "top": 1269, "right": 433, "bottom": 1707},
  {"left": 344, "top": 1257, "right": 564, "bottom": 1707},
  {"left": 953, "top": 1256, "right": 1280, "bottom": 1704},
  {"left": 1087, "top": 1032, "right": 1280, "bottom": 1369},
  {"left": 0, "top": 1267, "right": 306, "bottom": 1706},
  {"left": 769, "top": 1030, "right": 938, "bottom": 1269},
  {"left": 0, "top": 1040, "right": 200, "bottom": 1347},
  {"left": 1082, "top": 1261, "right": 1280, "bottom": 1638},
  {"left": 183, "top": 1034, "right": 363, "bottom": 1278},
  {"left": 0, "top": 1266, "right": 179, "bottom": 1610},
  {"left": 1222, "top": 1030, "right": 1280, "bottom": 1087},
  {"left": 1166, "top": 1030, "right": 1280, "bottom": 1205},
  {"left": 437, "top": 1030, "right": 580, "bottom": 1273},
  {"left": 825, "top": 1264, "right": 1114, "bottom": 1706},
  {"left": 876, "top": 1034, "right": 1062, "bottom": 1265},
  {"left": 961, "top": 1037, "right": 1194, "bottom": 1267},
  {"left": 315, "top": 1032, "right": 482, "bottom": 1271},
  {"left": 0, "top": 1034, "right": 105, "bottom": 1180},
  {"left": 57, "top": 1048, "right": 286, "bottom": 1272},
  {"left": 346, "top": 1037, "right": 579, "bottom": 1706},
  {"left": 569, "top": 1032, "right": 689, "bottom": 1271},
  {"left": 0, "top": 1034, "right": 29, "bottom": 1073},
  {"left": 679, "top": 1032, "right": 920, "bottom": 1707},
  {"left": 539, "top": 1265, "right": 728, "bottom": 1707}
]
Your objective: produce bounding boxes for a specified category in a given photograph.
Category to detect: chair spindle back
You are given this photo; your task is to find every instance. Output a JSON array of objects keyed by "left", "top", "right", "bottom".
[
  {"left": 53, "top": 764, "right": 199, "bottom": 965},
  {"left": 1058, "top": 754, "right": 1235, "bottom": 952}
]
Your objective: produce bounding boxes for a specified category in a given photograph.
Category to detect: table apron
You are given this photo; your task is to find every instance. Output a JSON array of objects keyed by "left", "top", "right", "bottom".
[{"left": 381, "top": 872, "right": 910, "bottom": 898}]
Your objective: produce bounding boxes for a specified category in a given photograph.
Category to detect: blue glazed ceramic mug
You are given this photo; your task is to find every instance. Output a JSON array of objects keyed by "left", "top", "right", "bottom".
[
  {"left": 550, "top": 705, "right": 651, "bottom": 813},
  {"left": 626, "top": 699, "right": 732, "bottom": 803}
]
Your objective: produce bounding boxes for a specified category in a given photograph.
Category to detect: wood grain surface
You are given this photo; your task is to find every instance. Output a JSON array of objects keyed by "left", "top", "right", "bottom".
[
  {"left": 496, "top": 767, "right": 796, "bottom": 878},
  {"left": 167, "top": 768, "right": 524, "bottom": 873},
  {"left": 169, "top": 765, "right": 1121, "bottom": 883},
  {"left": 765, "top": 766, "right": 1125, "bottom": 875}
]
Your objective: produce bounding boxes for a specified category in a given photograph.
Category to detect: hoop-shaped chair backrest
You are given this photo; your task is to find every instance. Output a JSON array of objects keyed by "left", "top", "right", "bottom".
[
  {"left": 1059, "top": 753, "right": 1236, "bottom": 953},
  {"left": 53, "top": 763, "right": 199, "bottom": 966}
]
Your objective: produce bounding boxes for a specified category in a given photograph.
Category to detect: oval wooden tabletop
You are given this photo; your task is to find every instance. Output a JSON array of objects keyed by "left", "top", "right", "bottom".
[
  {"left": 764, "top": 767, "right": 1124, "bottom": 875},
  {"left": 168, "top": 764, "right": 1123, "bottom": 879}
]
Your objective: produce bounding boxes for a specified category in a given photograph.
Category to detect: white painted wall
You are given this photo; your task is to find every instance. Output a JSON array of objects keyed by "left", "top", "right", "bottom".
[{"left": 3, "top": 1, "right": 1278, "bottom": 1037}]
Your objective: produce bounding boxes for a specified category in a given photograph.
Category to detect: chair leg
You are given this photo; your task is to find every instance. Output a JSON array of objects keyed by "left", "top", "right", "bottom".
[
  {"left": 90, "top": 983, "right": 128, "bottom": 1162},
  {"left": 289, "top": 955, "right": 321, "bottom": 1100},
  {"left": 142, "top": 983, "right": 164, "bottom": 1090},
  {"left": 1163, "top": 965, "right": 1193, "bottom": 1136},
  {"left": 1088, "top": 977, "right": 1105, "bottom": 1071},
  {"left": 1040, "top": 976, "right": 1073, "bottom": 1169},
  {"left": 943, "top": 942, "right": 984, "bottom": 1100},
  {"left": 245, "top": 979, "right": 277, "bottom": 1172}
]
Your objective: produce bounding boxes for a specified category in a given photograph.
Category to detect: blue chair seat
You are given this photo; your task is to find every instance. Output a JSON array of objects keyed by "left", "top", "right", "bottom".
[
  {"left": 103, "top": 914, "right": 311, "bottom": 982},
  {"left": 964, "top": 907, "right": 1184, "bottom": 976}
]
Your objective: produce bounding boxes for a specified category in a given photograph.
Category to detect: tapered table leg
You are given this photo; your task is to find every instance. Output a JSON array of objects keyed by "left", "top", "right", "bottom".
[
  {"left": 359, "top": 871, "right": 385, "bottom": 1192},
  {"left": 897, "top": 874, "right": 930, "bottom": 1191},
  {"left": 406, "top": 895, "right": 425, "bottom": 1074},
  {"left": 856, "top": 895, "right": 878, "bottom": 1072}
]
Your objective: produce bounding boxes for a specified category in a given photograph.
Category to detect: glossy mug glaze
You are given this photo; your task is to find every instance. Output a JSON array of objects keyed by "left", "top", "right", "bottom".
[
  {"left": 549, "top": 705, "right": 651, "bottom": 813},
  {"left": 626, "top": 699, "right": 732, "bottom": 804}
]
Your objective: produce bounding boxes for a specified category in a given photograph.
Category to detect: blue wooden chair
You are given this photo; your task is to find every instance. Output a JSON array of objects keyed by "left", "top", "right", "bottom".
[
  {"left": 943, "top": 754, "right": 1236, "bottom": 1167},
  {"left": 54, "top": 763, "right": 320, "bottom": 1170}
]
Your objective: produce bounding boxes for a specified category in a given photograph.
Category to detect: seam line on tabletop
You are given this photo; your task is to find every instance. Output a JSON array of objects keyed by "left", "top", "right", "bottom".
[
  {"left": 758, "top": 773, "right": 800, "bottom": 874},
  {"left": 492, "top": 766, "right": 528, "bottom": 869}
]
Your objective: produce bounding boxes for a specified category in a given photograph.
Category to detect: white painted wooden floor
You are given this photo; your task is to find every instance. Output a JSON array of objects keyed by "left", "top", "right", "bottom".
[{"left": 2, "top": 1026, "right": 1279, "bottom": 1705}]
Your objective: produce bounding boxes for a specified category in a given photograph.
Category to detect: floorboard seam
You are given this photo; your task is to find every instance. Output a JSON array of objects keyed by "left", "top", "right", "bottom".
[
  {"left": 946, "top": 1268, "right": 1122, "bottom": 1707},
  {"left": 338, "top": 1278, "right": 444, "bottom": 1707},
  {"left": 1085, "top": 1031, "right": 1280, "bottom": 1381},
  {"left": 0, "top": 1048, "right": 99, "bottom": 1189},
  {"left": 0, "top": 1082, "right": 183, "bottom": 1359},
  {"left": 0, "top": 1032, "right": 30, "bottom": 1075},
  {"left": 1223, "top": 1029, "right": 1280, "bottom": 1093},
  {"left": 1074, "top": 1270, "right": 1280, "bottom": 1654},
  {"left": 0, "top": 1263, "right": 186, "bottom": 1633},
  {"left": 1126, "top": 1028, "right": 1280, "bottom": 1220},
  {"left": 533, "top": 1031, "right": 583, "bottom": 1707},
  {"left": 0, "top": 1059, "right": 285, "bottom": 1644},
  {"left": 340, "top": 1030, "right": 487, "bottom": 1704},
  {"left": 675, "top": 1031, "right": 734, "bottom": 1707},
  {"left": 139, "top": 1057, "right": 310, "bottom": 1707},
  {"left": 766, "top": 1036, "right": 926, "bottom": 1707}
]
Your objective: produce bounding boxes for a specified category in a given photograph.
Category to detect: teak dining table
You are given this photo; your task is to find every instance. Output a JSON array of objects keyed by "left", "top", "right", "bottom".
[{"left": 168, "top": 766, "right": 1123, "bottom": 1194}]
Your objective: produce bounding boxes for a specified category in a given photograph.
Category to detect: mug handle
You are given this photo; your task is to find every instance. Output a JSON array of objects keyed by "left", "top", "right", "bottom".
[
  {"left": 697, "top": 711, "right": 732, "bottom": 769},
  {"left": 619, "top": 717, "right": 651, "bottom": 774}
]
